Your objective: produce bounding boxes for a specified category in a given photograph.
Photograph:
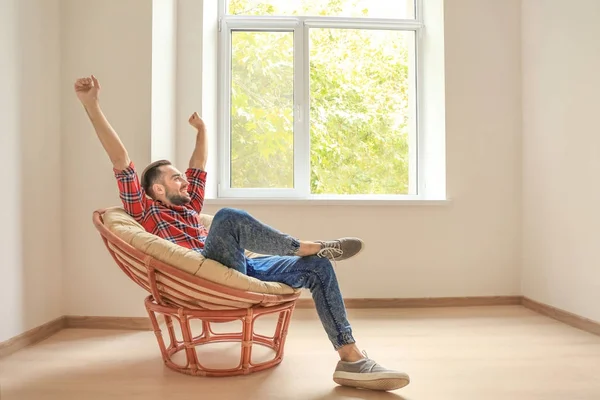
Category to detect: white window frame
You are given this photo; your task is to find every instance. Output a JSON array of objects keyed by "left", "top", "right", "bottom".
[{"left": 217, "top": 0, "right": 424, "bottom": 200}]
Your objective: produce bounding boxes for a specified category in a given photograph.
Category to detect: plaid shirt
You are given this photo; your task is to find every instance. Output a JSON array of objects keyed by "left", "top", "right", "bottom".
[{"left": 114, "top": 161, "right": 209, "bottom": 252}]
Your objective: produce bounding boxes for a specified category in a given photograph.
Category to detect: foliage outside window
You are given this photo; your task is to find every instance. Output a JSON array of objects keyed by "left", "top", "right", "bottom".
[{"left": 219, "top": 0, "right": 421, "bottom": 198}]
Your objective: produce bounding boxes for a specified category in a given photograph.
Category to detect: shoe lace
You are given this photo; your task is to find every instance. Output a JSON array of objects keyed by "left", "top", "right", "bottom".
[
  {"left": 317, "top": 242, "right": 342, "bottom": 258},
  {"left": 360, "top": 351, "right": 380, "bottom": 372},
  {"left": 316, "top": 242, "right": 342, "bottom": 268}
]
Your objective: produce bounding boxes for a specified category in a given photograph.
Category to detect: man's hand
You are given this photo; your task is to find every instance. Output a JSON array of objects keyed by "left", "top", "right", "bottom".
[
  {"left": 188, "top": 112, "right": 206, "bottom": 132},
  {"left": 74, "top": 75, "right": 100, "bottom": 107}
]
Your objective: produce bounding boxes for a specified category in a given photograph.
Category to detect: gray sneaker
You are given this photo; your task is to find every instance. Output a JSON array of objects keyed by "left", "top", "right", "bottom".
[
  {"left": 333, "top": 352, "right": 410, "bottom": 391},
  {"left": 316, "top": 238, "right": 364, "bottom": 262}
]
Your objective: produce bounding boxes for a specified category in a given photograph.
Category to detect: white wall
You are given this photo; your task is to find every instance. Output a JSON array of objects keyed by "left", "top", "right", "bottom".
[
  {"left": 176, "top": 0, "right": 219, "bottom": 198},
  {"left": 59, "top": 0, "right": 523, "bottom": 317},
  {"left": 522, "top": 0, "right": 600, "bottom": 322},
  {"left": 0, "top": 0, "right": 62, "bottom": 342},
  {"left": 151, "top": 0, "right": 177, "bottom": 163},
  {"left": 61, "top": 0, "right": 153, "bottom": 317},
  {"left": 0, "top": 0, "right": 23, "bottom": 342}
]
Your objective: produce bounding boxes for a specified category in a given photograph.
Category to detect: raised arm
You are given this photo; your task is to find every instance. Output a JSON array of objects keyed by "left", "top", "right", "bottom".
[
  {"left": 74, "top": 75, "right": 130, "bottom": 171},
  {"left": 75, "top": 75, "right": 148, "bottom": 221},
  {"left": 188, "top": 112, "right": 208, "bottom": 171},
  {"left": 185, "top": 112, "right": 208, "bottom": 213}
]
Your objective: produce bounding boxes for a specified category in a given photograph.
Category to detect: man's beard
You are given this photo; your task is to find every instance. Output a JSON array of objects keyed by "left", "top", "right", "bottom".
[{"left": 166, "top": 191, "right": 191, "bottom": 206}]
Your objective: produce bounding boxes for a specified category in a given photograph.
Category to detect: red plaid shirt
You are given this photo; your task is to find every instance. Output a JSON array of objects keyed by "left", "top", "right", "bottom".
[{"left": 114, "top": 161, "right": 209, "bottom": 252}]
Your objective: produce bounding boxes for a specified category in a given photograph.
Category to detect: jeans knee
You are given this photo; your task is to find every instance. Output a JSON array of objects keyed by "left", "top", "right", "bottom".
[
  {"left": 316, "top": 257, "right": 334, "bottom": 271},
  {"left": 213, "top": 207, "right": 242, "bottom": 222}
]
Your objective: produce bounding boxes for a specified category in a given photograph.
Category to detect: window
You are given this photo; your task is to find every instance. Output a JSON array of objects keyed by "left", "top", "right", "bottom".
[{"left": 218, "top": 0, "right": 423, "bottom": 199}]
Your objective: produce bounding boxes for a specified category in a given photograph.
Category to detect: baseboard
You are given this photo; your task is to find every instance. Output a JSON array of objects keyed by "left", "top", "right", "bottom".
[
  {"left": 4, "top": 296, "right": 598, "bottom": 358},
  {"left": 521, "top": 297, "right": 600, "bottom": 336},
  {"left": 0, "top": 316, "right": 66, "bottom": 359},
  {"left": 65, "top": 315, "right": 154, "bottom": 331},
  {"left": 296, "top": 295, "right": 523, "bottom": 309}
]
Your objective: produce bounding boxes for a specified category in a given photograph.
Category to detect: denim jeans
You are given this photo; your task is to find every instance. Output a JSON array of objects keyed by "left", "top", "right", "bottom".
[{"left": 201, "top": 207, "right": 355, "bottom": 350}]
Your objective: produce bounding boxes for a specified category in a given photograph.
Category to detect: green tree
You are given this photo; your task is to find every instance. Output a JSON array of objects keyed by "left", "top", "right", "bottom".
[
  {"left": 228, "top": 0, "right": 411, "bottom": 194},
  {"left": 230, "top": 29, "right": 295, "bottom": 188}
]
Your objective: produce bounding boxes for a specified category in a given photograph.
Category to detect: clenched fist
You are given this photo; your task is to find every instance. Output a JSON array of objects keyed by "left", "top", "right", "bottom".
[
  {"left": 74, "top": 75, "right": 100, "bottom": 106},
  {"left": 188, "top": 112, "right": 206, "bottom": 132}
]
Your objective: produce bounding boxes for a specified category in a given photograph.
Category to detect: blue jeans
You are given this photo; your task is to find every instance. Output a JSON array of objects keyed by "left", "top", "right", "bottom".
[{"left": 200, "top": 207, "right": 355, "bottom": 350}]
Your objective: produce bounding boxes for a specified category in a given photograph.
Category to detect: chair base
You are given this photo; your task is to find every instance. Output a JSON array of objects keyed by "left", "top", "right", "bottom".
[{"left": 144, "top": 295, "right": 296, "bottom": 377}]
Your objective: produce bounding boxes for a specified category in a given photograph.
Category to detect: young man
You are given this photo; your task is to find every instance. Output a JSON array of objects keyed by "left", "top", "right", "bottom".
[{"left": 75, "top": 75, "right": 409, "bottom": 391}]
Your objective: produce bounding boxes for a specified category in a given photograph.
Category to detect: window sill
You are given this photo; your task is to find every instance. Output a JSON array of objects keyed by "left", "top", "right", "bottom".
[{"left": 203, "top": 197, "right": 451, "bottom": 206}]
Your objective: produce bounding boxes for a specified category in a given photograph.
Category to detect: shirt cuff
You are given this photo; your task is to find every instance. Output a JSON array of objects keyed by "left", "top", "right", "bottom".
[
  {"left": 186, "top": 168, "right": 208, "bottom": 180},
  {"left": 114, "top": 161, "right": 136, "bottom": 177}
]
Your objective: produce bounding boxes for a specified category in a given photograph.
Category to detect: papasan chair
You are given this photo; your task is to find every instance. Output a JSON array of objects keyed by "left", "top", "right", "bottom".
[{"left": 93, "top": 207, "right": 301, "bottom": 377}]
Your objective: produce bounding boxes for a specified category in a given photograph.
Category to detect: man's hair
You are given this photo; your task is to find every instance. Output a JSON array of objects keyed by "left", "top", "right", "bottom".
[{"left": 141, "top": 159, "right": 172, "bottom": 198}]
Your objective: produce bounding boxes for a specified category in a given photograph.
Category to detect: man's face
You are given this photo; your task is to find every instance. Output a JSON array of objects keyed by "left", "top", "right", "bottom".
[{"left": 155, "top": 165, "right": 191, "bottom": 206}]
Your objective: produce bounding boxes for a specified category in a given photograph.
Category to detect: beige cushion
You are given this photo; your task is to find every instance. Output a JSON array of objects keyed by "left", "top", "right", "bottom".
[{"left": 102, "top": 207, "right": 298, "bottom": 296}]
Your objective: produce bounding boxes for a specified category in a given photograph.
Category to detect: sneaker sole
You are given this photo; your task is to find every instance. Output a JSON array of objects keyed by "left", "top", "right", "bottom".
[{"left": 333, "top": 376, "right": 410, "bottom": 391}]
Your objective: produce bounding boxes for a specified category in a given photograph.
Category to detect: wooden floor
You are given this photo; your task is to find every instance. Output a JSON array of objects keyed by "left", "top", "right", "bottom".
[{"left": 1, "top": 305, "right": 600, "bottom": 400}]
